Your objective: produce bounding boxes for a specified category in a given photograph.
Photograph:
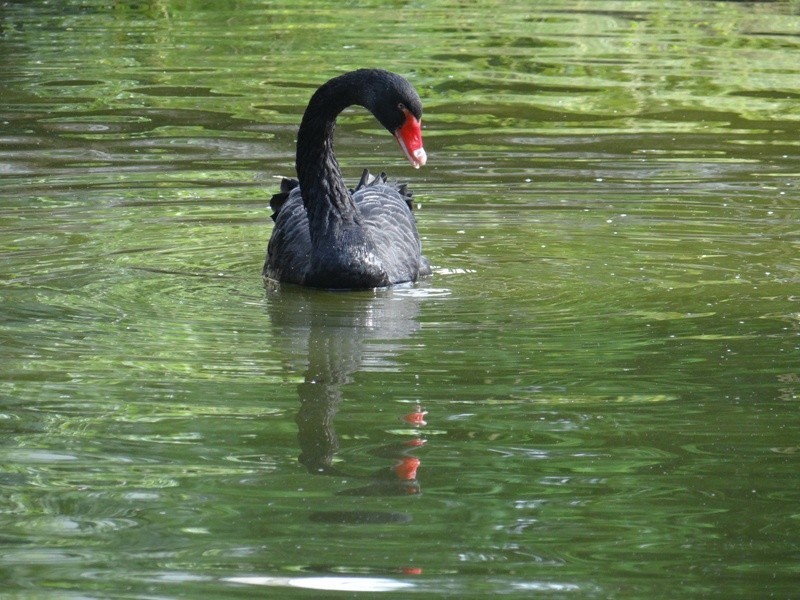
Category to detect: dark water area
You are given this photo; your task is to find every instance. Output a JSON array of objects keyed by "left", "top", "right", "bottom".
[{"left": 1, "top": 1, "right": 799, "bottom": 598}]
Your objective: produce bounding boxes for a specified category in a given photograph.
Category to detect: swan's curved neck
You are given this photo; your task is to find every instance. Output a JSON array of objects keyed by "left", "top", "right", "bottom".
[{"left": 295, "top": 73, "right": 365, "bottom": 233}]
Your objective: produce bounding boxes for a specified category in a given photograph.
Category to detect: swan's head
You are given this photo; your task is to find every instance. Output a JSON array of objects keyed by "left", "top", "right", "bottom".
[{"left": 366, "top": 71, "right": 427, "bottom": 169}]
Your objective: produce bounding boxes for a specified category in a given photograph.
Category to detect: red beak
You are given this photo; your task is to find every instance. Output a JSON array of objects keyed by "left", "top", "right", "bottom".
[{"left": 394, "top": 108, "right": 427, "bottom": 169}]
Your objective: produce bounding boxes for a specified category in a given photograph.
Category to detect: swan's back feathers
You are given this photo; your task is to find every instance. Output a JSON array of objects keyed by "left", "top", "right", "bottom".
[
  {"left": 269, "top": 170, "right": 413, "bottom": 221},
  {"left": 353, "top": 169, "right": 414, "bottom": 212}
]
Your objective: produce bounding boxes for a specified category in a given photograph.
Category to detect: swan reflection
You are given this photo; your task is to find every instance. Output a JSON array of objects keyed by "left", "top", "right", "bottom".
[{"left": 266, "top": 284, "right": 430, "bottom": 510}]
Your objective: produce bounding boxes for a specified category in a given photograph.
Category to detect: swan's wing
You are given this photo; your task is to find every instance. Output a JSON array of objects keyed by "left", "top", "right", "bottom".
[
  {"left": 351, "top": 169, "right": 414, "bottom": 211},
  {"left": 266, "top": 170, "right": 429, "bottom": 286},
  {"left": 264, "top": 186, "right": 311, "bottom": 284},
  {"left": 353, "top": 171, "right": 426, "bottom": 284},
  {"left": 269, "top": 177, "right": 300, "bottom": 222}
]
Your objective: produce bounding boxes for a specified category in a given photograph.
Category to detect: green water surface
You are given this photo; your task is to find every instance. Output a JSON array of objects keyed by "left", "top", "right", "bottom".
[{"left": 1, "top": 1, "right": 799, "bottom": 598}]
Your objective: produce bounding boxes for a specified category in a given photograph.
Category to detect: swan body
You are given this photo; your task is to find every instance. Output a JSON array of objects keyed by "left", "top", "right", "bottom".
[{"left": 263, "top": 69, "right": 430, "bottom": 289}]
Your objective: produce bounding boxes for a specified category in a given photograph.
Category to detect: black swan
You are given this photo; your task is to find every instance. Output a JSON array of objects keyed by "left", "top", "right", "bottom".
[{"left": 263, "top": 69, "right": 431, "bottom": 289}]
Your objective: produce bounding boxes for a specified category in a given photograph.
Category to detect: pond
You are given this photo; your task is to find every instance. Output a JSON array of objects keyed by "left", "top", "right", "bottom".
[{"left": 1, "top": 0, "right": 799, "bottom": 597}]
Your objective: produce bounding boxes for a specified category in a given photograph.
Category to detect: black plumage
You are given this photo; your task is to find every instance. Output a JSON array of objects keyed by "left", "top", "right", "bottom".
[{"left": 263, "top": 69, "right": 430, "bottom": 289}]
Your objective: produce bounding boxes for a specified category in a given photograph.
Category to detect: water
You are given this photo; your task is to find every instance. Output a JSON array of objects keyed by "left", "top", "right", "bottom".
[{"left": 2, "top": 0, "right": 799, "bottom": 597}]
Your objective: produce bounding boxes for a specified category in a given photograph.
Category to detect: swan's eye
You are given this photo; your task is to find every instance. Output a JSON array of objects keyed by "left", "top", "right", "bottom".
[{"left": 398, "top": 102, "right": 407, "bottom": 112}]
